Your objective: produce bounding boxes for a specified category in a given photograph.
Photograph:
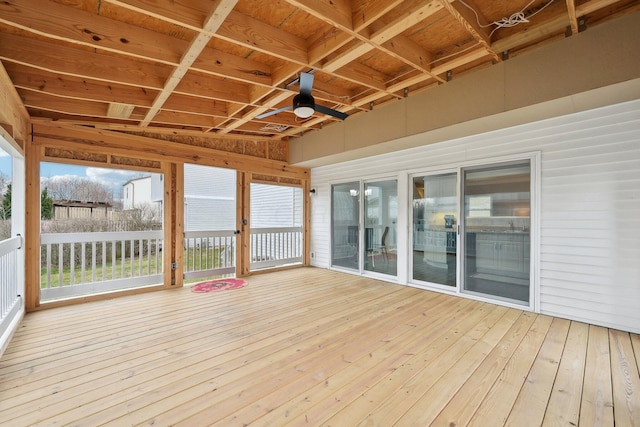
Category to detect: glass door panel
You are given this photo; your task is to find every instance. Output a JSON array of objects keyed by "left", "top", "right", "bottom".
[
  {"left": 412, "top": 173, "right": 457, "bottom": 286},
  {"left": 331, "top": 182, "right": 360, "bottom": 270},
  {"left": 462, "top": 161, "right": 531, "bottom": 304},
  {"left": 364, "top": 180, "right": 397, "bottom": 276}
]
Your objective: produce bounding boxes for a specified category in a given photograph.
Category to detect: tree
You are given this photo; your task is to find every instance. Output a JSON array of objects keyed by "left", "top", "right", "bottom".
[
  {"left": 41, "top": 187, "right": 54, "bottom": 219},
  {"left": 45, "top": 176, "right": 114, "bottom": 204},
  {"left": 1, "top": 183, "right": 10, "bottom": 219}
]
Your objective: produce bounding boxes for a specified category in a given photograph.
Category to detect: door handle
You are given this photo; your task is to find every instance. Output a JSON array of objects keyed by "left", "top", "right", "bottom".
[{"left": 234, "top": 230, "right": 241, "bottom": 235}]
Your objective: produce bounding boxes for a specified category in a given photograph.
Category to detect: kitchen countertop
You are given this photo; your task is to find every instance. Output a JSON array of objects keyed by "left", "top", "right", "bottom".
[
  {"left": 467, "top": 227, "right": 529, "bottom": 234},
  {"left": 416, "top": 227, "right": 529, "bottom": 234}
]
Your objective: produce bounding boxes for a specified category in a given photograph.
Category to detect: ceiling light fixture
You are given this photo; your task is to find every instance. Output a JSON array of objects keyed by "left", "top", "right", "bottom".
[
  {"left": 293, "top": 93, "right": 315, "bottom": 118},
  {"left": 256, "top": 72, "right": 348, "bottom": 121}
]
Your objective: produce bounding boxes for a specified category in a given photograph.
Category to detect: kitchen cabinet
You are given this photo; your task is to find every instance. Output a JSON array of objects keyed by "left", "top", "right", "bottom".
[
  {"left": 423, "top": 230, "right": 447, "bottom": 268},
  {"left": 475, "top": 232, "right": 529, "bottom": 278}
]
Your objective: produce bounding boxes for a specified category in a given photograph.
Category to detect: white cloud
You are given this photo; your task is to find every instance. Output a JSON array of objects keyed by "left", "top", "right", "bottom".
[{"left": 86, "top": 167, "right": 141, "bottom": 188}]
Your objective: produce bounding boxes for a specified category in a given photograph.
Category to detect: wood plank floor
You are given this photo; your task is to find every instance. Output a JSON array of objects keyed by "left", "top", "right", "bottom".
[{"left": 1, "top": 268, "right": 639, "bottom": 426}]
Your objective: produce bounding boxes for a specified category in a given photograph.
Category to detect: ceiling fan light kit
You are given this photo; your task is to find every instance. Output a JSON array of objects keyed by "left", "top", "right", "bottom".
[
  {"left": 293, "top": 93, "right": 315, "bottom": 118},
  {"left": 256, "top": 72, "right": 348, "bottom": 121}
]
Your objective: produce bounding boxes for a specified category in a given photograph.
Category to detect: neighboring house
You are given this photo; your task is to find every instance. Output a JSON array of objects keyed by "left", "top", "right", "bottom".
[
  {"left": 124, "top": 165, "right": 302, "bottom": 233},
  {"left": 183, "top": 164, "right": 235, "bottom": 232},
  {"left": 122, "top": 176, "right": 161, "bottom": 211}
]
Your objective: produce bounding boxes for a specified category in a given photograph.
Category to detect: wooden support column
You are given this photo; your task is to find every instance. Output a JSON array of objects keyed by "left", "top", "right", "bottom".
[
  {"left": 24, "top": 137, "right": 41, "bottom": 310},
  {"left": 163, "top": 162, "right": 184, "bottom": 288},
  {"left": 236, "top": 171, "right": 250, "bottom": 277},
  {"left": 303, "top": 178, "right": 311, "bottom": 266}
]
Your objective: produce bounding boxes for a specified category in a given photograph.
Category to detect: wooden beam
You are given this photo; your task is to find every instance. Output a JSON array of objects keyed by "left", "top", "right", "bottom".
[
  {"left": 315, "top": 0, "right": 444, "bottom": 82},
  {"left": 0, "top": 61, "right": 29, "bottom": 148},
  {"left": 369, "top": 0, "right": 446, "bottom": 44},
  {"left": 1, "top": 0, "right": 276, "bottom": 89},
  {"left": 491, "top": 13, "right": 570, "bottom": 54},
  {"left": 438, "top": 0, "right": 500, "bottom": 62},
  {"left": 103, "top": 0, "right": 210, "bottom": 32},
  {"left": 352, "top": 0, "right": 405, "bottom": 32},
  {"left": 31, "top": 119, "right": 277, "bottom": 142},
  {"left": 140, "top": 0, "right": 238, "bottom": 126},
  {"left": 0, "top": 0, "right": 186, "bottom": 65},
  {"left": 216, "top": 10, "right": 309, "bottom": 65},
  {"left": 566, "top": 0, "right": 579, "bottom": 34},
  {"left": 575, "top": 0, "right": 623, "bottom": 17},
  {"left": 31, "top": 122, "right": 309, "bottom": 180},
  {"left": 0, "top": 34, "right": 254, "bottom": 105},
  {"left": 20, "top": 89, "right": 230, "bottom": 129},
  {"left": 6, "top": 65, "right": 157, "bottom": 108},
  {"left": 0, "top": 33, "right": 170, "bottom": 89},
  {"left": 284, "top": 0, "right": 353, "bottom": 31}
]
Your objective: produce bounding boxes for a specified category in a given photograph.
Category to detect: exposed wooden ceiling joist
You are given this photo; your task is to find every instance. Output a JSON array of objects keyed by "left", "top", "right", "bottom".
[{"left": 0, "top": 0, "right": 637, "bottom": 140}]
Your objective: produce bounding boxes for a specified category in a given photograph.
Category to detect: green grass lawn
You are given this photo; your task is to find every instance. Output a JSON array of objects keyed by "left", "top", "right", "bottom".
[{"left": 41, "top": 247, "right": 226, "bottom": 288}]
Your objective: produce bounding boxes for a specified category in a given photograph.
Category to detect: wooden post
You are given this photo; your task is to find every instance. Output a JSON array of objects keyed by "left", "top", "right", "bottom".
[
  {"left": 163, "top": 162, "right": 184, "bottom": 288},
  {"left": 303, "top": 178, "right": 311, "bottom": 266},
  {"left": 236, "top": 171, "right": 250, "bottom": 277},
  {"left": 24, "top": 137, "right": 41, "bottom": 310}
]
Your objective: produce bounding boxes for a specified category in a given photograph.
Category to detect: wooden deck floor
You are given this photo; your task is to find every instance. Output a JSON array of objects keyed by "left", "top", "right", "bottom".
[{"left": 1, "top": 268, "right": 639, "bottom": 426}]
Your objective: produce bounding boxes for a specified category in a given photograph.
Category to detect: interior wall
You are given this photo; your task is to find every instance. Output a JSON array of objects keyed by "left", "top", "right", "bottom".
[
  {"left": 290, "top": 11, "right": 640, "bottom": 168},
  {"left": 309, "top": 99, "right": 640, "bottom": 334}
]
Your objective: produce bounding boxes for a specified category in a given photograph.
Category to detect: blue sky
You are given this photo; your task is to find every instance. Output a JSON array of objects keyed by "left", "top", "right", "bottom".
[{"left": 0, "top": 147, "right": 143, "bottom": 198}]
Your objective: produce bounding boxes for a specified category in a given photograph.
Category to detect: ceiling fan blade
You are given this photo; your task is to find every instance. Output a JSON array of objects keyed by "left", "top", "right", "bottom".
[
  {"left": 255, "top": 105, "right": 293, "bottom": 119},
  {"left": 315, "top": 104, "right": 348, "bottom": 120},
  {"left": 299, "top": 72, "right": 314, "bottom": 96}
]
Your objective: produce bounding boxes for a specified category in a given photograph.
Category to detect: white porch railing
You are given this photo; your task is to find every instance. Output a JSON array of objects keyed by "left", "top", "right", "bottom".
[
  {"left": 183, "top": 230, "right": 236, "bottom": 280},
  {"left": 40, "top": 230, "right": 164, "bottom": 301},
  {"left": 250, "top": 226, "right": 303, "bottom": 270},
  {"left": 38, "top": 226, "right": 302, "bottom": 298},
  {"left": 0, "top": 236, "right": 22, "bottom": 338}
]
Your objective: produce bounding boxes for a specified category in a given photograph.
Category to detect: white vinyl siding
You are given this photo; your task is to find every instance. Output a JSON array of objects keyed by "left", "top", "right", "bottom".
[
  {"left": 250, "top": 184, "right": 303, "bottom": 228},
  {"left": 310, "top": 99, "right": 640, "bottom": 333},
  {"left": 183, "top": 164, "right": 236, "bottom": 231}
]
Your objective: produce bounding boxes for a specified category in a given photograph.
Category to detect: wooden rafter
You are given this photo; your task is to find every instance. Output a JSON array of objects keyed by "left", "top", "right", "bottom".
[
  {"left": 0, "top": 0, "right": 636, "bottom": 140},
  {"left": 140, "top": 0, "right": 238, "bottom": 127}
]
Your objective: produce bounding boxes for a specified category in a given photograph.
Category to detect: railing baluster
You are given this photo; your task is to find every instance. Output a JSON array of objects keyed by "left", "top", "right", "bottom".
[
  {"left": 120, "top": 240, "right": 125, "bottom": 278},
  {"left": 102, "top": 241, "right": 107, "bottom": 281},
  {"left": 81, "top": 242, "right": 86, "bottom": 284},
  {"left": 138, "top": 239, "right": 143, "bottom": 277},
  {"left": 129, "top": 239, "right": 134, "bottom": 277},
  {"left": 58, "top": 243, "right": 64, "bottom": 288},
  {"left": 111, "top": 240, "right": 116, "bottom": 279},
  {"left": 70, "top": 243, "right": 75, "bottom": 286},
  {"left": 46, "top": 243, "right": 52, "bottom": 289},
  {"left": 92, "top": 241, "right": 97, "bottom": 283}
]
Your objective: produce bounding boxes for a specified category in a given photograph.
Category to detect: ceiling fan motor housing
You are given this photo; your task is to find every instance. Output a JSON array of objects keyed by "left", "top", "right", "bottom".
[{"left": 293, "top": 93, "right": 315, "bottom": 118}]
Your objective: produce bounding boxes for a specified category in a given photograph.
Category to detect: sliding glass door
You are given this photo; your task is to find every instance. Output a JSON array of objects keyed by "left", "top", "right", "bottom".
[
  {"left": 462, "top": 161, "right": 531, "bottom": 304},
  {"left": 331, "top": 182, "right": 360, "bottom": 270},
  {"left": 364, "top": 180, "right": 397, "bottom": 276},
  {"left": 330, "top": 159, "right": 532, "bottom": 307},
  {"left": 331, "top": 179, "right": 397, "bottom": 276},
  {"left": 411, "top": 173, "right": 457, "bottom": 287}
]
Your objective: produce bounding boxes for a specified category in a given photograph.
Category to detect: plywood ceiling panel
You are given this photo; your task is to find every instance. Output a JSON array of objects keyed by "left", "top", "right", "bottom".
[{"left": 0, "top": 0, "right": 637, "bottom": 140}]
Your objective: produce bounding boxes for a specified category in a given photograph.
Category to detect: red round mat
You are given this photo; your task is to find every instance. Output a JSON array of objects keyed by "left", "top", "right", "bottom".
[{"left": 191, "top": 278, "right": 246, "bottom": 293}]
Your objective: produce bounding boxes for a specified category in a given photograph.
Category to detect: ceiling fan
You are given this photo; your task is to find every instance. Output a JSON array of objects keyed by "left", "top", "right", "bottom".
[{"left": 256, "top": 72, "right": 348, "bottom": 121}]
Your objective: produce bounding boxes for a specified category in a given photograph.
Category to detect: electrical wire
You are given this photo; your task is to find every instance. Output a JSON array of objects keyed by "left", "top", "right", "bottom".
[
  {"left": 458, "top": 0, "right": 557, "bottom": 38},
  {"left": 344, "top": 1, "right": 557, "bottom": 102}
]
